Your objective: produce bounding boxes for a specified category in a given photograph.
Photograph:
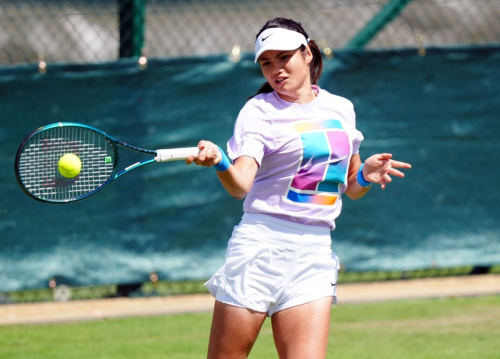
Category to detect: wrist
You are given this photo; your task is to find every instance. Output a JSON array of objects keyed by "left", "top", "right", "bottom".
[
  {"left": 214, "top": 146, "right": 230, "bottom": 172},
  {"left": 356, "top": 163, "right": 372, "bottom": 187}
]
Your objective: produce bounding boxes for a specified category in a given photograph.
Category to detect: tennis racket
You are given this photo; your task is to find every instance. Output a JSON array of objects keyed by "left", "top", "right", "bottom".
[{"left": 15, "top": 122, "right": 199, "bottom": 203}]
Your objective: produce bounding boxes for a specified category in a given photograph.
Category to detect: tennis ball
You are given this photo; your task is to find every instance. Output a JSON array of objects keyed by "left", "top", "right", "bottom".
[{"left": 58, "top": 153, "right": 82, "bottom": 178}]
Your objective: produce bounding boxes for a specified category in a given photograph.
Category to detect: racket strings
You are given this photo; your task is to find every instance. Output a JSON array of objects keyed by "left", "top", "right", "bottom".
[{"left": 18, "top": 126, "right": 116, "bottom": 201}]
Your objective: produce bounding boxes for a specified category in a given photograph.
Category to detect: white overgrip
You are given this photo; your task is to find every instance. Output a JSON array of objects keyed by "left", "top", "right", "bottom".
[{"left": 155, "top": 147, "right": 200, "bottom": 162}]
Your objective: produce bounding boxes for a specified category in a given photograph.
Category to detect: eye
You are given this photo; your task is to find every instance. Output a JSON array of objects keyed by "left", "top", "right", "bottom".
[{"left": 261, "top": 61, "right": 270, "bottom": 66}]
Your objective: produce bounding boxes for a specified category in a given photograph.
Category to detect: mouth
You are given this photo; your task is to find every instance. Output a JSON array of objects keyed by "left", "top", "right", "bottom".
[{"left": 275, "top": 77, "right": 287, "bottom": 85}]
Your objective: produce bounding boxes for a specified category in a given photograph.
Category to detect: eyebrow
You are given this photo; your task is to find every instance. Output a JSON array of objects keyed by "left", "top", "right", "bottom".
[{"left": 259, "top": 51, "right": 291, "bottom": 62}]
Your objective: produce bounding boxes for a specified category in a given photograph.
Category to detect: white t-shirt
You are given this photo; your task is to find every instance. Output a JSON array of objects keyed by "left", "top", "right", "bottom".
[{"left": 227, "top": 86, "right": 364, "bottom": 230}]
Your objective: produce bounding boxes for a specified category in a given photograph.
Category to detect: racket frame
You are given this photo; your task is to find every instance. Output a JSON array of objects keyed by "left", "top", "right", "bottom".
[{"left": 15, "top": 122, "right": 190, "bottom": 203}]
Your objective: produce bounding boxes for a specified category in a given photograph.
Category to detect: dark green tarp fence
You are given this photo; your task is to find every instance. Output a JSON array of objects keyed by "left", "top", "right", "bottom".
[{"left": 1, "top": 47, "right": 499, "bottom": 291}]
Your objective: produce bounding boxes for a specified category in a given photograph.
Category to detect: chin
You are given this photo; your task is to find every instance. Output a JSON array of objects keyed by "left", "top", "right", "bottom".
[{"left": 273, "top": 83, "right": 293, "bottom": 94}]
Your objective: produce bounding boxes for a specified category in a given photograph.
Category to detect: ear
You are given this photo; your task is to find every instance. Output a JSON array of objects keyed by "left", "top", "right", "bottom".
[{"left": 305, "top": 46, "right": 313, "bottom": 65}]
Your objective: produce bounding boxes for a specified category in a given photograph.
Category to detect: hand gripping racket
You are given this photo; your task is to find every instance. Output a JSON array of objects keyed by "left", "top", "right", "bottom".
[{"left": 15, "top": 122, "right": 199, "bottom": 203}]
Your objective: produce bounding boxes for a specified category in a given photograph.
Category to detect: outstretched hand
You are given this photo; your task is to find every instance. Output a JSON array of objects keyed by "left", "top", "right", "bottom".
[{"left": 363, "top": 154, "right": 411, "bottom": 190}]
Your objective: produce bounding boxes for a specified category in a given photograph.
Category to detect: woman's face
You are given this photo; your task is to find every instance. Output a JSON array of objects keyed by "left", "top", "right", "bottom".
[{"left": 258, "top": 46, "right": 313, "bottom": 100}]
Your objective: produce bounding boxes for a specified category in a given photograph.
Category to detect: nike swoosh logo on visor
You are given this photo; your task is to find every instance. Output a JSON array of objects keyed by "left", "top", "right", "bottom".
[{"left": 262, "top": 34, "right": 273, "bottom": 41}]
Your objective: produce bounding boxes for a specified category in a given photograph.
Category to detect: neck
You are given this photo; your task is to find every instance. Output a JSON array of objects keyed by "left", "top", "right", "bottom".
[{"left": 277, "top": 85, "right": 317, "bottom": 104}]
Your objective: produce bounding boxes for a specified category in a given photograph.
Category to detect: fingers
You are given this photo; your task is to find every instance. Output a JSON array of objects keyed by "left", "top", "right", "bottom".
[
  {"left": 389, "top": 160, "right": 412, "bottom": 169},
  {"left": 387, "top": 168, "right": 405, "bottom": 178},
  {"left": 380, "top": 178, "right": 388, "bottom": 190},
  {"left": 377, "top": 153, "right": 393, "bottom": 161},
  {"left": 363, "top": 154, "right": 410, "bottom": 189},
  {"left": 377, "top": 164, "right": 405, "bottom": 188},
  {"left": 193, "top": 140, "right": 220, "bottom": 166},
  {"left": 185, "top": 155, "right": 196, "bottom": 165}
]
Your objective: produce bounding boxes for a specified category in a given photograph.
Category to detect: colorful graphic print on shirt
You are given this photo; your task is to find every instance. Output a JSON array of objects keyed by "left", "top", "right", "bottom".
[{"left": 286, "top": 119, "right": 351, "bottom": 206}]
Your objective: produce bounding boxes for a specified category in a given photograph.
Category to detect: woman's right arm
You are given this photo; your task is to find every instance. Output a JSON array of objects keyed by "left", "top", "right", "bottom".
[
  {"left": 216, "top": 156, "right": 259, "bottom": 200},
  {"left": 185, "top": 140, "right": 259, "bottom": 200}
]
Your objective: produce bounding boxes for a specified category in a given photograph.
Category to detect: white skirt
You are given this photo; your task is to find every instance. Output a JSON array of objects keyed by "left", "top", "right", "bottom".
[{"left": 205, "top": 213, "right": 339, "bottom": 316}]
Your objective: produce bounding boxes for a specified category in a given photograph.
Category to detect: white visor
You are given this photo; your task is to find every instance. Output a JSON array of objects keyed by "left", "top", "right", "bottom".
[{"left": 254, "top": 28, "right": 308, "bottom": 63}]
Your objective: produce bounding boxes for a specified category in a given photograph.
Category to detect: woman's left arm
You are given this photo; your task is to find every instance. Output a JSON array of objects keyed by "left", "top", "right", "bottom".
[
  {"left": 345, "top": 154, "right": 370, "bottom": 200},
  {"left": 345, "top": 153, "right": 412, "bottom": 200}
]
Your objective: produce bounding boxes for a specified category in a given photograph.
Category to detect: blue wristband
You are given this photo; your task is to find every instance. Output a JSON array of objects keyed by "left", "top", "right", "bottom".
[
  {"left": 214, "top": 146, "right": 231, "bottom": 172},
  {"left": 357, "top": 163, "right": 372, "bottom": 187}
]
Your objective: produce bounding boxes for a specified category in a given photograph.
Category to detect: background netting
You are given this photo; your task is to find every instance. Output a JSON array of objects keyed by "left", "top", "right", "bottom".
[{"left": 1, "top": 0, "right": 499, "bottom": 65}]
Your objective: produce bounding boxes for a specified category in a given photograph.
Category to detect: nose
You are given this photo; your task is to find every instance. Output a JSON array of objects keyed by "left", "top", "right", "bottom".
[{"left": 272, "top": 63, "right": 282, "bottom": 76}]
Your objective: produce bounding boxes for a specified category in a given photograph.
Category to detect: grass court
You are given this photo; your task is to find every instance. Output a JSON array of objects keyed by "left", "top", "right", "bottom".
[{"left": 1, "top": 295, "right": 499, "bottom": 359}]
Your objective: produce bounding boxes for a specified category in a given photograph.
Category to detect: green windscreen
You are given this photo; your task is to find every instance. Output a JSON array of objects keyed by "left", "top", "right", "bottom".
[{"left": 1, "top": 47, "right": 499, "bottom": 291}]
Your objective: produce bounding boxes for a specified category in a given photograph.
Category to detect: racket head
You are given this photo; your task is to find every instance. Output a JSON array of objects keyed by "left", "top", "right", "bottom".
[{"left": 15, "top": 122, "right": 119, "bottom": 203}]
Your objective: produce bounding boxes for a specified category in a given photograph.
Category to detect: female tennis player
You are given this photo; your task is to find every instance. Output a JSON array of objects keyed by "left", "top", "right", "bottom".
[{"left": 186, "top": 17, "right": 411, "bottom": 359}]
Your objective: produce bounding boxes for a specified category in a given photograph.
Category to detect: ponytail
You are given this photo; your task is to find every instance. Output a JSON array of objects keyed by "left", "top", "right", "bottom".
[{"left": 308, "top": 39, "right": 323, "bottom": 86}]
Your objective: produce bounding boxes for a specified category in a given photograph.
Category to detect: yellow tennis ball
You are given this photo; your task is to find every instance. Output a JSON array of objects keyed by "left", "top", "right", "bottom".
[{"left": 58, "top": 153, "right": 82, "bottom": 178}]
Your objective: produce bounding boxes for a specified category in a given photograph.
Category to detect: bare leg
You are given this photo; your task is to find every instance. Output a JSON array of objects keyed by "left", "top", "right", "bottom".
[
  {"left": 271, "top": 296, "right": 332, "bottom": 359},
  {"left": 207, "top": 300, "right": 268, "bottom": 359}
]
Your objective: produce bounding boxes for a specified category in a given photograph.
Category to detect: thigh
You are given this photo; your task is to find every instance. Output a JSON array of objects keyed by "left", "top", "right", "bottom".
[
  {"left": 271, "top": 296, "right": 333, "bottom": 359},
  {"left": 207, "top": 300, "right": 268, "bottom": 359}
]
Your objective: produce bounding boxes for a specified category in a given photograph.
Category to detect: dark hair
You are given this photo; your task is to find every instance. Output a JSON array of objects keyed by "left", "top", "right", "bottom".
[{"left": 250, "top": 17, "right": 323, "bottom": 99}]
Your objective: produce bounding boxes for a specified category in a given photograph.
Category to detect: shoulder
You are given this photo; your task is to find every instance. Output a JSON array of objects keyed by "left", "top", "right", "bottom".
[
  {"left": 233, "top": 93, "right": 276, "bottom": 133},
  {"left": 236, "top": 92, "right": 279, "bottom": 126},
  {"left": 240, "top": 92, "right": 278, "bottom": 116},
  {"left": 319, "top": 89, "right": 355, "bottom": 112},
  {"left": 317, "top": 88, "right": 358, "bottom": 129}
]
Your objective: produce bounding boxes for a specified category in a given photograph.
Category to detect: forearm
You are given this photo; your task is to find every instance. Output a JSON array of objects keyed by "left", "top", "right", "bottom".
[
  {"left": 185, "top": 142, "right": 258, "bottom": 200},
  {"left": 216, "top": 164, "right": 255, "bottom": 200},
  {"left": 345, "top": 170, "right": 371, "bottom": 200},
  {"left": 345, "top": 153, "right": 371, "bottom": 200},
  {"left": 214, "top": 154, "right": 258, "bottom": 200}
]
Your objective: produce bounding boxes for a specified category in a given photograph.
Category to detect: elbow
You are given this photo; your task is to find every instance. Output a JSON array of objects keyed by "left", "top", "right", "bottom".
[
  {"left": 346, "top": 194, "right": 362, "bottom": 200},
  {"left": 345, "top": 186, "right": 370, "bottom": 200},
  {"left": 221, "top": 177, "right": 253, "bottom": 200},
  {"left": 230, "top": 189, "right": 249, "bottom": 200},
  {"left": 227, "top": 185, "right": 251, "bottom": 200},
  {"left": 345, "top": 192, "right": 358, "bottom": 200}
]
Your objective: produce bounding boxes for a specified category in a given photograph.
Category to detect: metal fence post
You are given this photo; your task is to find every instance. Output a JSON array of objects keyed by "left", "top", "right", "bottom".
[
  {"left": 119, "top": 0, "right": 146, "bottom": 58},
  {"left": 345, "top": 0, "right": 414, "bottom": 50}
]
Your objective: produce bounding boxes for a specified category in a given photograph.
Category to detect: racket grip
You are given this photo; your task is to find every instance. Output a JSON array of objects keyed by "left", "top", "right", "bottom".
[{"left": 155, "top": 147, "right": 200, "bottom": 162}]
